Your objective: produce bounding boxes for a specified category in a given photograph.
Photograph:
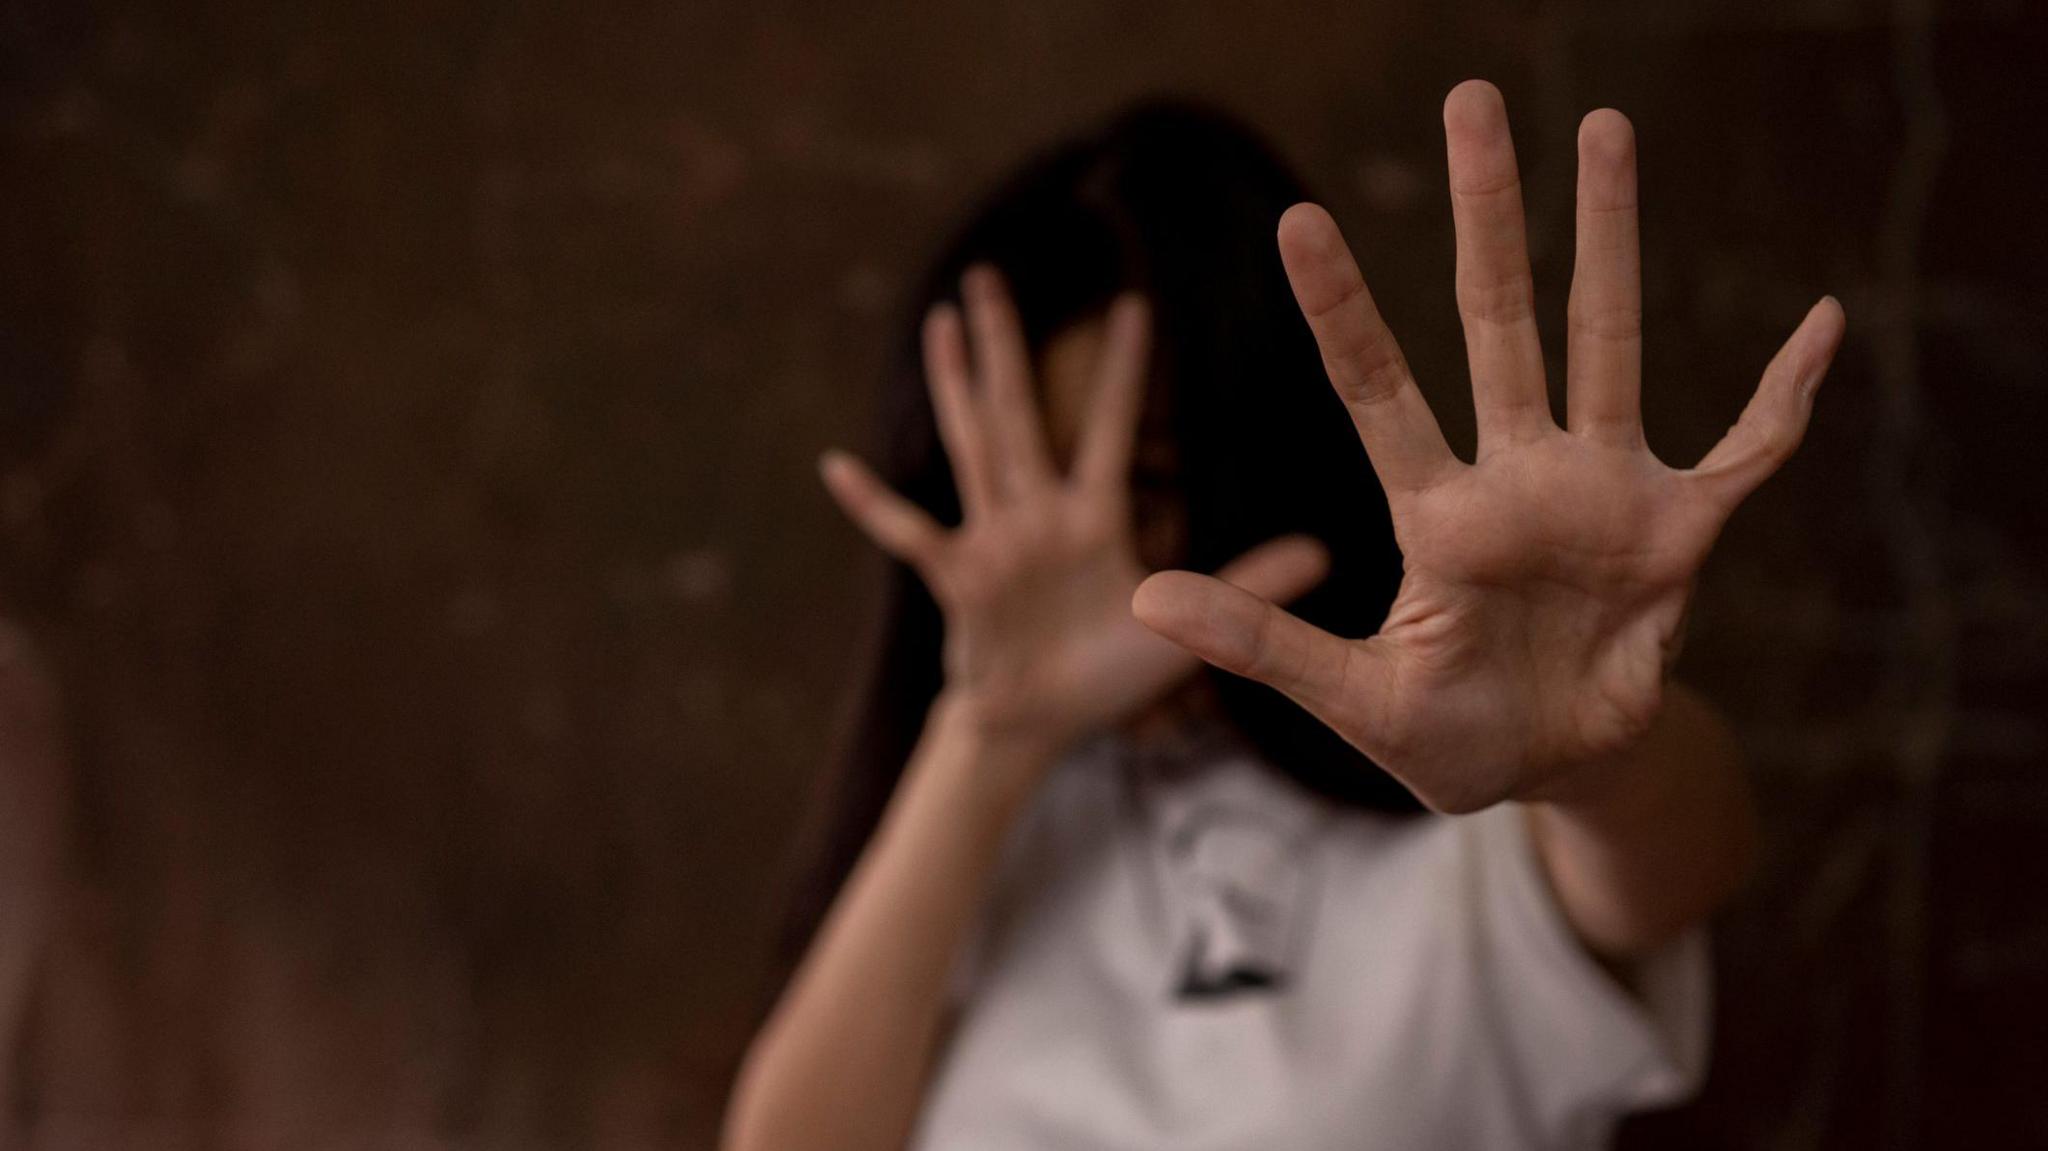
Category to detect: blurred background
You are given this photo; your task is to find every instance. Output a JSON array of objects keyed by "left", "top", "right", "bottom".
[{"left": 1, "top": 0, "right": 2043, "bottom": 1146}]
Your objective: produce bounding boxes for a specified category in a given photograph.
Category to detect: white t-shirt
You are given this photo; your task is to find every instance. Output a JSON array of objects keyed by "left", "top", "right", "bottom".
[{"left": 910, "top": 728, "right": 1709, "bottom": 1151}]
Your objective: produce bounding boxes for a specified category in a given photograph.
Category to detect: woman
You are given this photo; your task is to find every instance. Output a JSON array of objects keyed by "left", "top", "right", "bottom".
[{"left": 725, "top": 80, "right": 1844, "bottom": 1150}]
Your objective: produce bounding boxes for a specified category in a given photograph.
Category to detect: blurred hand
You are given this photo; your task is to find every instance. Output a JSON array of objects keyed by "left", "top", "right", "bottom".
[
  {"left": 1134, "top": 81, "right": 1844, "bottom": 813},
  {"left": 823, "top": 267, "right": 1327, "bottom": 763}
]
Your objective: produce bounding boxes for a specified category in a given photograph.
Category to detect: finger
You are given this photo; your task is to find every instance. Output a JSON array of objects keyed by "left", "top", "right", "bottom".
[
  {"left": 819, "top": 450, "right": 945, "bottom": 570},
  {"left": 1687, "top": 296, "right": 1846, "bottom": 510},
  {"left": 1566, "top": 108, "right": 1644, "bottom": 445},
  {"left": 922, "top": 305, "right": 994, "bottom": 518},
  {"left": 1072, "top": 294, "right": 1152, "bottom": 492},
  {"left": 1277, "top": 204, "right": 1458, "bottom": 494},
  {"left": 1131, "top": 568, "right": 1397, "bottom": 741},
  {"left": 963, "top": 265, "right": 1055, "bottom": 491},
  {"left": 1444, "top": 79, "right": 1552, "bottom": 448}
]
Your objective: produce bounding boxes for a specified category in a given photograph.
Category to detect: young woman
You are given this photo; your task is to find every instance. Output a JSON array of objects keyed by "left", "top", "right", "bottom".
[{"left": 725, "top": 81, "right": 1844, "bottom": 1151}]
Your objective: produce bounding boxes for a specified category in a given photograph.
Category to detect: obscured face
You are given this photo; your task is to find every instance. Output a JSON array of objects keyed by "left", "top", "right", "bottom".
[
  {"left": 1038, "top": 311, "right": 1188, "bottom": 576},
  {"left": 1038, "top": 309, "right": 1223, "bottom": 741}
]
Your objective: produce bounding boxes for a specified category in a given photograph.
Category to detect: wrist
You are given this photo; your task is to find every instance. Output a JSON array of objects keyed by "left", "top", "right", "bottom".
[
  {"left": 923, "top": 690, "right": 1066, "bottom": 810},
  {"left": 1526, "top": 683, "right": 1699, "bottom": 821},
  {"left": 1522, "top": 684, "right": 1756, "bottom": 956}
]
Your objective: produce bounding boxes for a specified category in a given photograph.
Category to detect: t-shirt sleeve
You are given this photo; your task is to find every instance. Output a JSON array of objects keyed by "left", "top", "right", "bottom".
[{"left": 1461, "top": 802, "right": 1713, "bottom": 1136}]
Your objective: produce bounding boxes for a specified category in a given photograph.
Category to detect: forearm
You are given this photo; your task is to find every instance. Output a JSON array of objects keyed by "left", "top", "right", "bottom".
[
  {"left": 1525, "top": 682, "right": 1757, "bottom": 962},
  {"left": 722, "top": 694, "right": 1052, "bottom": 1151}
]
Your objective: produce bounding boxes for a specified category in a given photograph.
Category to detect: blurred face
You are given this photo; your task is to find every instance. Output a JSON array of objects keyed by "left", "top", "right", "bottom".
[
  {"left": 1040, "top": 310, "right": 1221, "bottom": 738},
  {"left": 1038, "top": 310, "right": 1188, "bottom": 575}
]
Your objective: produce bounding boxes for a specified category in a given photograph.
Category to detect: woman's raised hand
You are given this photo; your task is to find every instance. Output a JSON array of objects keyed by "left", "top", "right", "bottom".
[
  {"left": 1133, "top": 81, "right": 1845, "bottom": 813},
  {"left": 822, "top": 268, "right": 1328, "bottom": 761}
]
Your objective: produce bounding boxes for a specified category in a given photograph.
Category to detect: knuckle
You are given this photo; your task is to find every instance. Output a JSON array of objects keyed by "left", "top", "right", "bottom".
[
  {"left": 1245, "top": 603, "right": 1290, "bottom": 681},
  {"left": 1566, "top": 299, "right": 1642, "bottom": 341},
  {"left": 1738, "top": 413, "right": 1791, "bottom": 459},
  {"left": 1456, "top": 275, "right": 1536, "bottom": 325},
  {"left": 1303, "top": 272, "right": 1368, "bottom": 324},
  {"left": 1452, "top": 167, "right": 1522, "bottom": 199},
  {"left": 1338, "top": 355, "right": 1412, "bottom": 408}
]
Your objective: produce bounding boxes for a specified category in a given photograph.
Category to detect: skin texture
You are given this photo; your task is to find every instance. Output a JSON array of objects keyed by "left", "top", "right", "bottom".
[{"left": 725, "top": 81, "right": 1838, "bottom": 1151}]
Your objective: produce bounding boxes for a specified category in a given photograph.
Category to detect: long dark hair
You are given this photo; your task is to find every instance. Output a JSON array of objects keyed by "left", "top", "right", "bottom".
[{"left": 782, "top": 98, "right": 1417, "bottom": 966}]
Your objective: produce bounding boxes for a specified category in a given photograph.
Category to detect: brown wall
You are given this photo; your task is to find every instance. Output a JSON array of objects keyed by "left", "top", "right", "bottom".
[{"left": 1, "top": 0, "right": 2043, "bottom": 1146}]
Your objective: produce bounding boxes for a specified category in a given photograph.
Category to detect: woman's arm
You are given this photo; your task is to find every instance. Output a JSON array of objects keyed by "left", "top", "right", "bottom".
[
  {"left": 1526, "top": 682, "right": 1756, "bottom": 962},
  {"left": 721, "top": 695, "right": 1046, "bottom": 1151}
]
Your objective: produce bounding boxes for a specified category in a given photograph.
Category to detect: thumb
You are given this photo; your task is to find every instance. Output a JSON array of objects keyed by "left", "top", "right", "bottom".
[
  {"left": 1132, "top": 537, "right": 1394, "bottom": 740},
  {"left": 1130, "top": 535, "right": 1328, "bottom": 668},
  {"left": 1211, "top": 533, "right": 1330, "bottom": 605},
  {"left": 1130, "top": 567, "right": 1340, "bottom": 702}
]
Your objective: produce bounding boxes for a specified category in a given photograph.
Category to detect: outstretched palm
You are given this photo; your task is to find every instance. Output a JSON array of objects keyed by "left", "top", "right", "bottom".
[
  {"left": 822, "top": 269, "right": 1327, "bottom": 763},
  {"left": 1134, "top": 81, "right": 1844, "bottom": 813}
]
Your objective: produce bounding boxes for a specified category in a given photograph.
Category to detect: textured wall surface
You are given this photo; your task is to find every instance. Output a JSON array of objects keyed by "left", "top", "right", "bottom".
[{"left": 1, "top": 0, "right": 2043, "bottom": 1147}]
